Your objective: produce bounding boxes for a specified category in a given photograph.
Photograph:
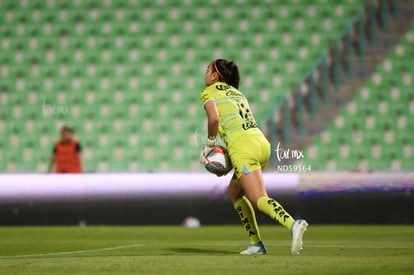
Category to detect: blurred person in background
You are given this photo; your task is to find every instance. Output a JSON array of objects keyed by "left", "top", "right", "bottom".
[{"left": 48, "top": 126, "right": 82, "bottom": 173}]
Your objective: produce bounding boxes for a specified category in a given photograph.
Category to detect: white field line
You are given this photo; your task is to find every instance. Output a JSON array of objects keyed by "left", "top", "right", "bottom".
[{"left": 0, "top": 243, "right": 143, "bottom": 259}]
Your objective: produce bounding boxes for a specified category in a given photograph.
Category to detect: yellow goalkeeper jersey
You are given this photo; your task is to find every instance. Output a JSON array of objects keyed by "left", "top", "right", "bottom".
[{"left": 200, "top": 82, "right": 263, "bottom": 145}]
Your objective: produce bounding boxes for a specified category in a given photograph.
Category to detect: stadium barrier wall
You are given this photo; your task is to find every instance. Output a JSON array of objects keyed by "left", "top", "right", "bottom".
[{"left": 0, "top": 172, "right": 412, "bottom": 225}]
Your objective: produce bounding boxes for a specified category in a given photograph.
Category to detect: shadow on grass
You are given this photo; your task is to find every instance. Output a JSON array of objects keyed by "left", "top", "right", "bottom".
[{"left": 169, "top": 247, "right": 235, "bottom": 255}]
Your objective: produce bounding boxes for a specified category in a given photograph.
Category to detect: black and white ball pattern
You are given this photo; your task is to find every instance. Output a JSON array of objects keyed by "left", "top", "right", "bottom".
[{"left": 204, "top": 146, "right": 232, "bottom": 176}]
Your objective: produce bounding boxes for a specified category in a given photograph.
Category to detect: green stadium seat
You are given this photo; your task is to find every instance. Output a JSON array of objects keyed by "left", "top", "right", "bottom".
[
  {"left": 302, "top": 22, "right": 414, "bottom": 171},
  {"left": 0, "top": 0, "right": 379, "bottom": 172}
]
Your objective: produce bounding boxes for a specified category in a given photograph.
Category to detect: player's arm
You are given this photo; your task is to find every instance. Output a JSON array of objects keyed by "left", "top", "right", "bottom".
[
  {"left": 75, "top": 143, "right": 83, "bottom": 173},
  {"left": 204, "top": 101, "right": 219, "bottom": 140},
  {"left": 200, "top": 101, "right": 219, "bottom": 163}
]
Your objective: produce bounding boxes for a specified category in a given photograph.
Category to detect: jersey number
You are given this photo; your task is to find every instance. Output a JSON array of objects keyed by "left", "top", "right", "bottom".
[{"left": 236, "top": 102, "right": 258, "bottom": 130}]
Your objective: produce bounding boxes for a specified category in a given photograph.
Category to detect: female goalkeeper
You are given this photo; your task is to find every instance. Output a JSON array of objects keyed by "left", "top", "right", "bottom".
[{"left": 200, "top": 59, "right": 308, "bottom": 255}]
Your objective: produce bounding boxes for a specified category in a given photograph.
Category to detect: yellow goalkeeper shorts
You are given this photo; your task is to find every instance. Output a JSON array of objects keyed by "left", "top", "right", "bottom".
[{"left": 228, "top": 134, "right": 271, "bottom": 179}]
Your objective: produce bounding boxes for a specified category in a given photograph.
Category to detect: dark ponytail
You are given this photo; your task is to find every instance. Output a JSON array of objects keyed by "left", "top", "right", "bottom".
[{"left": 213, "top": 59, "right": 240, "bottom": 89}]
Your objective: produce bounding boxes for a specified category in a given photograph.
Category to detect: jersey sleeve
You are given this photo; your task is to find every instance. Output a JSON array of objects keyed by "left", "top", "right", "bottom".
[{"left": 200, "top": 87, "right": 215, "bottom": 106}]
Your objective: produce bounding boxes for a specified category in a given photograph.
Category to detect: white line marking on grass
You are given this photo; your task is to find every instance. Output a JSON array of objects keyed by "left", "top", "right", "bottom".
[{"left": 0, "top": 243, "right": 144, "bottom": 259}]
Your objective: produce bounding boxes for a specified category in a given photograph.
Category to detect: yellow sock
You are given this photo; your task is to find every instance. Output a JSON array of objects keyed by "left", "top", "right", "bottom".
[
  {"left": 233, "top": 196, "right": 261, "bottom": 244},
  {"left": 257, "top": 196, "right": 295, "bottom": 230}
]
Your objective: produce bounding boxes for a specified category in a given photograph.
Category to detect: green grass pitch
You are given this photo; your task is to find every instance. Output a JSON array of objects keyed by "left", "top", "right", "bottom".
[{"left": 0, "top": 225, "right": 413, "bottom": 274}]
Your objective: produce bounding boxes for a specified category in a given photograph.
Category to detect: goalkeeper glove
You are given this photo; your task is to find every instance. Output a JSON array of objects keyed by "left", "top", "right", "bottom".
[{"left": 199, "top": 136, "right": 216, "bottom": 164}]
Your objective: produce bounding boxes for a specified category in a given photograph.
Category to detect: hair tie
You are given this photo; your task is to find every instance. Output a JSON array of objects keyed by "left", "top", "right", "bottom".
[{"left": 213, "top": 60, "right": 225, "bottom": 79}]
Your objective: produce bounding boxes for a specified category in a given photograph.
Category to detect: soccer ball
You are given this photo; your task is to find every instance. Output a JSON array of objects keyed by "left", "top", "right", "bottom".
[
  {"left": 204, "top": 146, "right": 233, "bottom": 176},
  {"left": 182, "top": 217, "right": 201, "bottom": 228}
]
